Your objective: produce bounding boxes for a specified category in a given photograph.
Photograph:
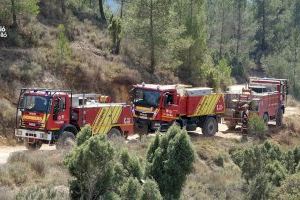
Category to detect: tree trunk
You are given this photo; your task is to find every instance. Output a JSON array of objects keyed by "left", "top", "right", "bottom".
[
  {"left": 236, "top": 0, "right": 242, "bottom": 57},
  {"left": 99, "top": 0, "right": 106, "bottom": 22},
  {"left": 60, "top": 0, "right": 66, "bottom": 14},
  {"left": 149, "top": 0, "right": 155, "bottom": 74},
  {"left": 115, "top": 40, "right": 120, "bottom": 54},
  {"left": 120, "top": 0, "right": 124, "bottom": 18},
  {"left": 261, "top": 0, "right": 266, "bottom": 56},
  {"left": 219, "top": 2, "right": 225, "bottom": 59},
  {"left": 11, "top": 0, "right": 17, "bottom": 28},
  {"left": 187, "top": 0, "right": 193, "bottom": 72},
  {"left": 293, "top": 32, "right": 298, "bottom": 94}
]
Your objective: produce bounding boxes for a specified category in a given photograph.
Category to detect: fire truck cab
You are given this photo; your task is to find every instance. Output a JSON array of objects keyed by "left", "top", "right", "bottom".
[
  {"left": 132, "top": 83, "right": 225, "bottom": 136},
  {"left": 15, "top": 88, "right": 134, "bottom": 150}
]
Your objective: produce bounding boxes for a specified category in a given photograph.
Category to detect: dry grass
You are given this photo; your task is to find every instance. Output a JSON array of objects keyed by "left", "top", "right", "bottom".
[
  {"left": 287, "top": 95, "right": 300, "bottom": 107},
  {"left": 284, "top": 115, "right": 300, "bottom": 134},
  {"left": 0, "top": 150, "right": 70, "bottom": 199},
  {"left": 182, "top": 136, "right": 245, "bottom": 200},
  {"left": 273, "top": 115, "right": 300, "bottom": 148}
]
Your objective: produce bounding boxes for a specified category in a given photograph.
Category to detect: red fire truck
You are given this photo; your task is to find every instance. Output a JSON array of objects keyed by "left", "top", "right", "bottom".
[
  {"left": 15, "top": 88, "right": 134, "bottom": 150},
  {"left": 224, "top": 77, "right": 288, "bottom": 130},
  {"left": 131, "top": 83, "right": 225, "bottom": 136}
]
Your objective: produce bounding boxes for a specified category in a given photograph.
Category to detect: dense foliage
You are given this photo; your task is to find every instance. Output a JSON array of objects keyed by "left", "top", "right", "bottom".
[
  {"left": 230, "top": 141, "right": 300, "bottom": 199},
  {"left": 1, "top": 0, "right": 299, "bottom": 95}
]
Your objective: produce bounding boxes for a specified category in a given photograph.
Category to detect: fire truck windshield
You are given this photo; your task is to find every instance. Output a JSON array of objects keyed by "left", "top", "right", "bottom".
[
  {"left": 20, "top": 95, "right": 51, "bottom": 113},
  {"left": 133, "top": 89, "right": 161, "bottom": 108}
]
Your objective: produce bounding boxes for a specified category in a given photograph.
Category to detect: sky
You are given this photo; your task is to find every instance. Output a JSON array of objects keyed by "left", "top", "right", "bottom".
[{"left": 106, "top": 0, "right": 119, "bottom": 13}]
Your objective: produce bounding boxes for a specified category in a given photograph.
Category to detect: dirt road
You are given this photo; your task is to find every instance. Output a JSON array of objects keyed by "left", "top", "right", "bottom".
[{"left": 0, "top": 145, "right": 55, "bottom": 165}]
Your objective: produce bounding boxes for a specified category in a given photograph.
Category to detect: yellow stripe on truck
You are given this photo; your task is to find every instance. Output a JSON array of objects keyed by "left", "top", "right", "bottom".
[
  {"left": 92, "top": 108, "right": 103, "bottom": 132},
  {"left": 92, "top": 105, "right": 125, "bottom": 135},
  {"left": 93, "top": 107, "right": 109, "bottom": 134},
  {"left": 103, "top": 106, "right": 122, "bottom": 134},
  {"left": 97, "top": 107, "right": 112, "bottom": 134},
  {"left": 100, "top": 106, "right": 117, "bottom": 134},
  {"left": 203, "top": 94, "right": 219, "bottom": 115},
  {"left": 193, "top": 94, "right": 222, "bottom": 116}
]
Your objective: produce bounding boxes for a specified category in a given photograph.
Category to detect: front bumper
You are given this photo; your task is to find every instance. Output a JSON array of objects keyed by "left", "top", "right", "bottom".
[
  {"left": 134, "top": 118, "right": 170, "bottom": 132},
  {"left": 15, "top": 129, "right": 52, "bottom": 141}
]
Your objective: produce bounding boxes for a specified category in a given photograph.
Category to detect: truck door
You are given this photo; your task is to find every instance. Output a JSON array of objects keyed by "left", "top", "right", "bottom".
[
  {"left": 162, "top": 93, "right": 179, "bottom": 122},
  {"left": 51, "top": 96, "right": 69, "bottom": 129}
]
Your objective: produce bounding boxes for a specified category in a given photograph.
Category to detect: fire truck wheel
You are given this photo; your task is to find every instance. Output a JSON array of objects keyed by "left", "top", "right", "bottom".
[
  {"left": 25, "top": 140, "right": 42, "bottom": 151},
  {"left": 276, "top": 109, "right": 283, "bottom": 127},
  {"left": 203, "top": 117, "right": 218, "bottom": 136},
  {"left": 56, "top": 131, "right": 75, "bottom": 150},
  {"left": 107, "top": 128, "right": 123, "bottom": 140}
]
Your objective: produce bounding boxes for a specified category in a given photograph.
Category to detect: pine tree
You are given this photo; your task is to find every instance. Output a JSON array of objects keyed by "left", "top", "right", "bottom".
[
  {"left": 56, "top": 24, "right": 72, "bottom": 64},
  {"left": 125, "top": 0, "right": 185, "bottom": 73},
  {"left": 145, "top": 125, "right": 195, "bottom": 199},
  {"left": 176, "top": 0, "right": 207, "bottom": 85}
]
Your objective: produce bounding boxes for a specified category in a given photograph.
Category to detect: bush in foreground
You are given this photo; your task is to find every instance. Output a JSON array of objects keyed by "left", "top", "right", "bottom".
[
  {"left": 66, "top": 125, "right": 195, "bottom": 199},
  {"left": 145, "top": 125, "right": 195, "bottom": 199},
  {"left": 248, "top": 114, "right": 268, "bottom": 139},
  {"left": 75, "top": 125, "right": 92, "bottom": 146},
  {"left": 230, "top": 141, "right": 300, "bottom": 199}
]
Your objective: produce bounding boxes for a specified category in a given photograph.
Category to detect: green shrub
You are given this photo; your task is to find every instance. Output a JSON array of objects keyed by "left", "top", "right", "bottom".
[
  {"left": 56, "top": 24, "right": 72, "bottom": 64},
  {"left": 120, "top": 177, "right": 142, "bottom": 200},
  {"left": 76, "top": 125, "right": 92, "bottom": 146},
  {"left": 108, "top": 15, "right": 121, "bottom": 54},
  {"left": 230, "top": 142, "right": 284, "bottom": 181},
  {"left": 247, "top": 172, "right": 272, "bottom": 200},
  {"left": 229, "top": 148, "right": 244, "bottom": 168},
  {"left": 120, "top": 150, "right": 143, "bottom": 179},
  {"left": 65, "top": 135, "right": 115, "bottom": 199},
  {"left": 141, "top": 179, "right": 162, "bottom": 200},
  {"left": 65, "top": 134, "right": 148, "bottom": 199},
  {"left": 230, "top": 142, "right": 300, "bottom": 199},
  {"left": 102, "top": 192, "right": 121, "bottom": 200},
  {"left": 248, "top": 114, "right": 268, "bottom": 139},
  {"left": 264, "top": 160, "right": 286, "bottom": 186},
  {"left": 271, "top": 172, "right": 300, "bottom": 200},
  {"left": 145, "top": 125, "right": 195, "bottom": 199}
]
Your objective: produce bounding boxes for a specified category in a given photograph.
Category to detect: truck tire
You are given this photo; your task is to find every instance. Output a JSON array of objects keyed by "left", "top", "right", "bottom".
[
  {"left": 56, "top": 131, "right": 75, "bottom": 150},
  {"left": 25, "top": 140, "right": 42, "bottom": 151},
  {"left": 202, "top": 117, "right": 218, "bottom": 136},
  {"left": 276, "top": 109, "right": 283, "bottom": 127},
  {"left": 107, "top": 128, "right": 123, "bottom": 140}
]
